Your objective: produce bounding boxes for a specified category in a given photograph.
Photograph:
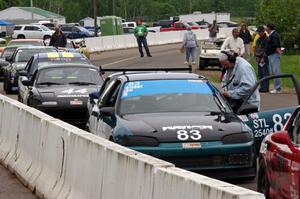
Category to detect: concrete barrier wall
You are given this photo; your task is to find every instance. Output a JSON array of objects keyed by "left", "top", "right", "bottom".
[
  {"left": 85, "top": 28, "right": 234, "bottom": 53},
  {"left": 0, "top": 94, "right": 264, "bottom": 199}
]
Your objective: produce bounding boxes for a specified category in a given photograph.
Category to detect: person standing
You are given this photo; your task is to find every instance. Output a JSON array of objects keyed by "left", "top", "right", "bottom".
[
  {"left": 134, "top": 19, "right": 152, "bottom": 57},
  {"left": 49, "top": 25, "right": 67, "bottom": 48},
  {"left": 220, "top": 28, "right": 245, "bottom": 80},
  {"left": 254, "top": 26, "right": 269, "bottom": 93},
  {"left": 218, "top": 50, "right": 260, "bottom": 113},
  {"left": 221, "top": 28, "right": 245, "bottom": 56},
  {"left": 208, "top": 20, "right": 219, "bottom": 42},
  {"left": 182, "top": 26, "right": 199, "bottom": 65},
  {"left": 239, "top": 23, "right": 252, "bottom": 61},
  {"left": 266, "top": 23, "right": 283, "bottom": 93}
]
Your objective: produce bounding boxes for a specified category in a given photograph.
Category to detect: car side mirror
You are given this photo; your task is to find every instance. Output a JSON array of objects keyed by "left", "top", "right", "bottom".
[
  {"left": 22, "top": 79, "right": 30, "bottom": 86},
  {"left": 0, "top": 60, "right": 9, "bottom": 67},
  {"left": 237, "top": 104, "right": 258, "bottom": 115},
  {"left": 5, "top": 56, "right": 12, "bottom": 62},
  {"left": 271, "top": 131, "right": 292, "bottom": 146},
  {"left": 18, "top": 70, "right": 27, "bottom": 76},
  {"left": 100, "top": 107, "right": 115, "bottom": 117}
]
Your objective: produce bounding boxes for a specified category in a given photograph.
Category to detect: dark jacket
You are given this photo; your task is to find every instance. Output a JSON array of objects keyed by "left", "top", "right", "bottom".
[
  {"left": 266, "top": 31, "right": 281, "bottom": 56},
  {"left": 49, "top": 31, "right": 67, "bottom": 48},
  {"left": 239, "top": 29, "right": 252, "bottom": 44}
]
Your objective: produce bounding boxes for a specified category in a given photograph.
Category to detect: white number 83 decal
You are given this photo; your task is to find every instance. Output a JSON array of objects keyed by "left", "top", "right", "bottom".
[{"left": 177, "top": 130, "right": 202, "bottom": 141}]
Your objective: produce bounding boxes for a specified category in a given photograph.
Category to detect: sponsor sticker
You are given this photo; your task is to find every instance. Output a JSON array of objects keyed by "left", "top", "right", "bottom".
[
  {"left": 238, "top": 115, "right": 249, "bottom": 122},
  {"left": 70, "top": 99, "right": 83, "bottom": 105},
  {"left": 182, "top": 143, "right": 201, "bottom": 149}
]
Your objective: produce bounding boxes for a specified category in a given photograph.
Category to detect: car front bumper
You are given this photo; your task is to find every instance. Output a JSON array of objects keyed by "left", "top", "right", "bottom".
[{"left": 130, "top": 141, "right": 256, "bottom": 179}]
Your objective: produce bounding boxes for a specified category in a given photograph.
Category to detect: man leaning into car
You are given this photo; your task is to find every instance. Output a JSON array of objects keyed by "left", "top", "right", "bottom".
[{"left": 218, "top": 50, "right": 260, "bottom": 113}]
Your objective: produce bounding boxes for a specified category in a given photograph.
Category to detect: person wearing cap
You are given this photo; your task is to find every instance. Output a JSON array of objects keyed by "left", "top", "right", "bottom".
[
  {"left": 219, "top": 50, "right": 260, "bottom": 113},
  {"left": 266, "top": 23, "right": 283, "bottom": 94},
  {"left": 255, "top": 26, "right": 269, "bottom": 92},
  {"left": 133, "top": 19, "right": 152, "bottom": 57},
  {"left": 182, "top": 26, "right": 199, "bottom": 65}
]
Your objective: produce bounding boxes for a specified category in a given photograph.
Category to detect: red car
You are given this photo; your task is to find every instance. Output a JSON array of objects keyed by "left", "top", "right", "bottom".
[{"left": 258, "top": 106, "right": 300, "bottom": 199}]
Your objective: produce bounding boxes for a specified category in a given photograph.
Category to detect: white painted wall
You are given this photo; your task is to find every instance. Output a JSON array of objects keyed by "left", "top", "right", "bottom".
[{"left": 0, "top": 94, "right": 265, "bottom": 199}]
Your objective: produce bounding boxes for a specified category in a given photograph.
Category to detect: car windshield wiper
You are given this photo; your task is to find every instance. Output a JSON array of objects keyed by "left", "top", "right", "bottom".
[
  {"left": 206, "top": 82, "right": 227, "bottom": 114},
  {"left": 68, "top": 81, "right": 96, "bottom": 85},
  {"left": 37, "top": 82, "right": 63, "bottom": 85}
]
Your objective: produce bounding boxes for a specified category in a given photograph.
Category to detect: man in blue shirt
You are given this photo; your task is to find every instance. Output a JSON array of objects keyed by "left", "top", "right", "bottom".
[
  {"left": 266, "top": 23, "right": 283, "bottom": 94},
  {"left": 219, "top": 50, "right": 260, "bottom": 113}
]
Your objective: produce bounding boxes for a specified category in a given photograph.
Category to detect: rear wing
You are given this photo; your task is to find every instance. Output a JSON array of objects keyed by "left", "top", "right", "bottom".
[{"left": 99, "top": 66, "right": 192, "bottom": 74}]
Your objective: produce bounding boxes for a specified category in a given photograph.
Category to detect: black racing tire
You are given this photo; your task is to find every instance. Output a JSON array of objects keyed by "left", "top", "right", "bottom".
[
  {"left": 3, "top": 76, "right": 6, "bottom": 91},
  {"left": 17, "top": 91, "right": 22, "bottom": 102},
  {"left": 199, "top": 58, "right": 206, "bottom": 70},
  {"left": 5, "top": 81, "right": 12, "bottom": 94},
  {"left": 43, "top": 35, "right": 51, "bottom": 40},
  {"left": 257, "top": 160, "right": 270, "bottom": 199},
  {"left": 17, "top": 35, "right": 25, "bottom": 39}
]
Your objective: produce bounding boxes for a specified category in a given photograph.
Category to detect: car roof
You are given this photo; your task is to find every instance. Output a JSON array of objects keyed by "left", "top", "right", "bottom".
[
  {"left": 36, "top": 52, "right": 86, "bottom": 59},
  {"left": 15, "top": 46, "right": 55, "bottom": 50},
  {"left": 113, "top": 72, "right": 204, "bottom": 82},
  {"left": 37, "top": 63, "right": 98, "bottom": 71}
]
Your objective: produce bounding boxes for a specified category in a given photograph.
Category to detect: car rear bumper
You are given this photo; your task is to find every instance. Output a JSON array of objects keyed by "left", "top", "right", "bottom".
[
  {"left": 200, "top": 57, "right": 221, "bottom": 67},
  {"left": 130, "top": 141, "right": 256, "bottom": 178},
  {"left": 37, "top": 106, "right": 88, "bottom": 126}
]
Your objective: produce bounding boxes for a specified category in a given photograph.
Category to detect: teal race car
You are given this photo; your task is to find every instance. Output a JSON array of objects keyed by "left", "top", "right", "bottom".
[{"left": 87, "top": 69, "right": 299, "bottom": 179}]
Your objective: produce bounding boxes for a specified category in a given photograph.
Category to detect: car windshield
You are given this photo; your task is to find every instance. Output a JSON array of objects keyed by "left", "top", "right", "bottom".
[
  {"left": 36, "top": 67, "right": 101, "bottom": 85},
  {"left": 29, "top": 56, "right": 90, "bottom": 75},
  {"left": 76, "top": 26, "right": 89, "bottom": 32},
  {"left": 1, "top": 47, "right": 17, "bottom": 58},
  {"left": 8, "top": 41, "right": 44, "bottom": 46},
  {"left": 40, "top": 25, "right": 50, "bottom": 31},
  {"left": 187, "top": 22, "right": 198, "bottom": 26},
  {"left": 15, "top": 48, "right": 56, "bottom": 62},
  {"left": 119, "top": 80, "right": 230, "bottom": 115}
]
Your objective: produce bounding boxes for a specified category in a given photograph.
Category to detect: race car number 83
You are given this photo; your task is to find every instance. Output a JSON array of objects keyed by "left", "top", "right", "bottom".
[{"left": 177, "top": 130, "right": 202, "bottom": 141}]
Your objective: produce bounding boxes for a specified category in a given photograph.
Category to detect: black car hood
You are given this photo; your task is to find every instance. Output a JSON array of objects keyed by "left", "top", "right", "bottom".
[
  {"left": 37, "top": 85, "right": 99, "bottom": 106},
  {"left": 116, "top": 112, "right": 249, "bottom": 142}
]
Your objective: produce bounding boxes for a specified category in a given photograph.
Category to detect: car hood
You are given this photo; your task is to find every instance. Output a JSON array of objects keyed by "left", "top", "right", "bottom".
[
  {"left": 116, "top": 112, "right": 250, "bottom": 142},
  {"left": 37, "top": 85, "right": 100, "bottom": 106}
]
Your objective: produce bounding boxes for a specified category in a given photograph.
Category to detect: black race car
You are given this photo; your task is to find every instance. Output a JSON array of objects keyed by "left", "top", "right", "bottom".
[
  {"left": 87, "top": 68, "right": 257, "bottom": 179},
  {"left": 2, "top": 46, "right": 57, "bottom": 93},
  {"left": 18, "top": 51, "right": 91, "bottom": 102},
  {"left": 22, "top": 63, "right": 103, "bottom": 127}
]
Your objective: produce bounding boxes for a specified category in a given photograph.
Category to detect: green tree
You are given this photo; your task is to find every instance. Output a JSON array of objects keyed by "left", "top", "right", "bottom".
[{"left": 257, "top": 0, "right": 300, "bottom": 50}]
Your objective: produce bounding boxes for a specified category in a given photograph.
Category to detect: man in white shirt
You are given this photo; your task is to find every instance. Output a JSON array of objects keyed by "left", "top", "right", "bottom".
[
  {"left": 221, "top": 28, "right": 245, "bottom": 56},
  {"left": 220, "top": 28, "right": 245, "bottom": 80}
]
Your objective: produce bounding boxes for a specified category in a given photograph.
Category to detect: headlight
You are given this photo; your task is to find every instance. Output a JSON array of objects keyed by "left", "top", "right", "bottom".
[
  {"left": 222, "top": 132, "right": 253, "bottom": 144},
  {"left": 119, "top": 135, "right": 159, "bottom": 147}
]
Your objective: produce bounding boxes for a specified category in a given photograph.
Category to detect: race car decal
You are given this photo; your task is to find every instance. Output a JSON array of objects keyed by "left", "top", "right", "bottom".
[
  {"left": 162, "top": 125, "right": 212, "bottom": 141},
  {"left": 61, "top": 88, "right": 88, "bottom": 94},
  {"left": 121, "top": 80, "right": 212, "bottom": 99},
  {"left": 162, "top": 125, "right": 213, "bottom": 131}
]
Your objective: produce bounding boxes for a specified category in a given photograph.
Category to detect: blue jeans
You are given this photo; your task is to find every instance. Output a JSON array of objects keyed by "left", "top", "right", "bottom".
[
  {"left": 185, "top": 47, "right": 196, "bottom": 62},
  {"left": 137, "top": 37, "right": 151, "bottom": 56},
  {"left": 257, "top": 60, "right": 270, "bottom": 91},
  {"left": 268, "top": 53, "right": 281, "bottom": 91}
]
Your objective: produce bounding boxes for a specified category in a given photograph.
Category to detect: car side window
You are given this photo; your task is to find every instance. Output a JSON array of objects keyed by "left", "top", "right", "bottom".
[
  {"left": 32, "top": 26, "right": 41, "bottom": 31},
  {"left": 289, "top": 111, "right": 300, "bottom": 146},
  {"left": 98, "top": 80, "right": 121, "bottom": 108},
  {"left": 24, "top": 26, "right": 34, "bottom": 31}
]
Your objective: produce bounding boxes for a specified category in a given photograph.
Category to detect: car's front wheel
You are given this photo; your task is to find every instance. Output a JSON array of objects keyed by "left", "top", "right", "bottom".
[
  {"left": 199, "top": 58, "right": 206, "bottom": 70},
  {"left": 257, "top": 160, "right": 270, "bottom": 199},
  {"left": 17, "top": 35, "right": 25, "bottom": 39},
  {"left": 43, "top": 35, "right": 51, "bottom": 40}
]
